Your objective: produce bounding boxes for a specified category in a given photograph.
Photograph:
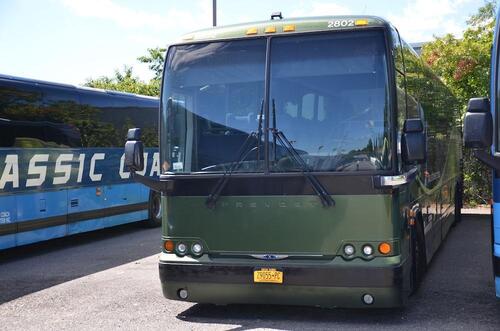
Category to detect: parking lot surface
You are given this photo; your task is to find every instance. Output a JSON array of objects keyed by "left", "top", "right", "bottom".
[{"left": 1, "top": 215, "right": 499, "bottom": 330}]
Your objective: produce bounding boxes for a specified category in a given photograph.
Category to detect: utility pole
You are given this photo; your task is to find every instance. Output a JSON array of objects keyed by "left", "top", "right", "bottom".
[{"left": 212, "top": 0, "right": 217, "bottom": 26}]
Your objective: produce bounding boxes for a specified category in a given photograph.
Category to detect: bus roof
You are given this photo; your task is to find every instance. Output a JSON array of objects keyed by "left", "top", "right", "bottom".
[
  {"left": 178, "top": 15, "right": 389, "bottom": 43},
  {"left": 0, "top": 73, "right": 158, "bottom": 101}
]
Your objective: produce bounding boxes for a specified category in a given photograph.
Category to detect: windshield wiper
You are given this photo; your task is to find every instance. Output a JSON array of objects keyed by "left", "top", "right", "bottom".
[
  {"left": 205, "top": 100, "right": 264, "bottom": 209},
  {"left": 270, "top": 99, "right": 335, "bottom": 208}
]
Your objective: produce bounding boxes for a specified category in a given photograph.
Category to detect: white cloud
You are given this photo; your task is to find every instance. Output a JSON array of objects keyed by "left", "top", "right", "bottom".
[
  {"left": 442, "top": 19, "right": 464, "bottom": 37},
  {"left": 60, "top": 0, "right": 211, "bottom": 31},
  {"left": 388, "top": 0, "right": 475, "bottom": 42}
]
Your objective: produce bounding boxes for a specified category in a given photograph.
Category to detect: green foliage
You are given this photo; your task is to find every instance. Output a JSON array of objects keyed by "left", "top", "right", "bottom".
[
  {"left": 85, "top": 65, "right": 160, "bottom": 96},
  {"left": 137, "top": 47, "right": 166, "bottom": 80},
  {"left": 85, "top": 47, "right": 166, "bottom": 96},
  {"left": 421, "top": 1, "right": 496, "bottom": 206}
]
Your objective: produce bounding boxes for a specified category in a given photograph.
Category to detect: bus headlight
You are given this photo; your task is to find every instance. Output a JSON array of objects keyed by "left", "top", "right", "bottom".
[
  {"left": 191, "top": 243, "right": 203, "bottom": 255},
  {"left": 362, "top": 245, "right": 373, "bottom": 256},
  {"left": 343, "top": 244, "right": 355, "bottom": 256},
  {"left": 176, "top": 242, "right": 187, "bottom": 255}
]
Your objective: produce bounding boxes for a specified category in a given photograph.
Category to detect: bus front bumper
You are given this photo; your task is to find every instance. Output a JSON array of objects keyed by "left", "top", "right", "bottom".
[{"left": 158, "top": 254, "right": 410, "bottom": 308}]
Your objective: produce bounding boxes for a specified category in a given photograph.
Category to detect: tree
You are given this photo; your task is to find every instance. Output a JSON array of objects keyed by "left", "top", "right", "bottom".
[
  {"left": 85, "top": 46, "right": 168, "bottom": 97},
  {"left": 85, "top": 66, "right": 160, "bottom": 96},
  {"left": 137, "top": 47, "right": 166, "bottom": 80},
  {"left": 421, "top": 1, "right": 496, "bottom": 205}
]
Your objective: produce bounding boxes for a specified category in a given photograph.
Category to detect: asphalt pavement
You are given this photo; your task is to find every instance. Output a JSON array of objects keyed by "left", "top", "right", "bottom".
[{"left": 0, "top": 215, "right": 499, "bottom": 330}]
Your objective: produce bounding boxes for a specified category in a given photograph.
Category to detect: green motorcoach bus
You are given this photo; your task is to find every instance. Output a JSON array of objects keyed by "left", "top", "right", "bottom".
[{"left": 124, "top": 15, "right": 462, "bottom": 308}]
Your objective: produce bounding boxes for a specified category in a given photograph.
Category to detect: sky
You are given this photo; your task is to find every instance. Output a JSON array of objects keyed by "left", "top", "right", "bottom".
[{"left": 0, "top": 0, "right": 489, "bottom": 86}]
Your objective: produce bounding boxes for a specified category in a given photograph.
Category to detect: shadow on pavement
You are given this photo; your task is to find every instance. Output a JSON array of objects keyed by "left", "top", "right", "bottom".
[
  {"left": 176, "top": 215, "right": 500, "bottom": 330},
  {"left": 178, "top": 304, "right": 406, "bottom": 330},
  {"left": 0, "top": 222, "right": 161, "bottom": 304}
]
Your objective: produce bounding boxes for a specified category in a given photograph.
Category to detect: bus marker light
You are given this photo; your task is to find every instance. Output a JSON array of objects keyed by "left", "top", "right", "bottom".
[
  {"left": 362, "top": 245, "right": 373, "bottom": 256},
  {"left": 265, "top": 26, "right": 276, "bottom": 33},
  {"left": 283, "top": 25, "right": 295, "bottom": 32},
  {"left": 343, "top": 244, "right": 355, "bottom": 256},
  {"left": 164, "top": 240, "right": 174, "bottom": 252},
  {"left": 355, "top": 19, "right": 368, "bottom": 26},
  {"left": 246, "top": 27, "right": 258, "bottom": 35},
  {"left": 378, "top": 242, "right": 391, "bottom": 255},
  {"left": 362, "top": 293, "right": 374, "bottom": 305}
]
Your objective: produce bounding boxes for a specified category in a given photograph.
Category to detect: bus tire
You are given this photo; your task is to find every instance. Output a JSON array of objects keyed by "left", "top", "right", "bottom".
[
  {"left": 454, "top": 180, "right": 463, "bottom": 224},
  {"left": 143, "top": 190, "right": 162, "bottom": 228},
  {"left": 410, "top": 214, "right": 427, "bottom": 294}
]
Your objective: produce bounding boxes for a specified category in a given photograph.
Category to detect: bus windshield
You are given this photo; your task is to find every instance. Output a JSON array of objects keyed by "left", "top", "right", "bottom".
[{"left": 162, "top": 30, "right": 391, "bottom": 173}]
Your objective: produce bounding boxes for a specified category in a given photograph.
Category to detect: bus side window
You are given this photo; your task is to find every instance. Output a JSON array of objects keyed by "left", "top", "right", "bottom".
[
  {"left": 41, "top": 86, "right": 82, "bottom": 148},
  {"left": 0, "top": 80, "right": 43, "bottom": 147},
  {"left": 392, "top": 28, "right": 406, "bottom": 123},
  {"left": 0, "top": 120, "right": 16, "bottom": 147},
  {"left": 131, "top": 98, "right": 159, "bottom": 148},
  {"left": 107, "top": 96, "right": 158, "bottom": 148},
  {"left": 392, "top": 27, "right": 407, "bottom": 170},
  {"left": 79, "top": 93, "right": 117, "bottom": 147}
]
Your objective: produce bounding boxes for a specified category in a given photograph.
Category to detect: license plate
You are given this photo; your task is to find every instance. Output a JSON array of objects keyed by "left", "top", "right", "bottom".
[{"left": 253, "top": 268, "right": 283, "bottom": 284}]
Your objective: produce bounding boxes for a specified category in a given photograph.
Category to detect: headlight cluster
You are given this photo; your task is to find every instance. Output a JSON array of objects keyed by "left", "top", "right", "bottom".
[
  {"left": 341, "top": 241, "right": 394, "bottom": 260},
  {"left": 164, "top": 239, "right": 205, "bottom": 257}
]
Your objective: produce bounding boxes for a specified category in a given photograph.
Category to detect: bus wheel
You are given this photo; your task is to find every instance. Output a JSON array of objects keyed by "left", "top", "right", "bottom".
[
  {"left": 144, "top": 191, "right": 162, "bottom": 228},
  {"left": 410, "top": 216, "right": 426, "bottom": 294},
  {"left": 454, "top": 180, "right": 463, "bottom": 224}
]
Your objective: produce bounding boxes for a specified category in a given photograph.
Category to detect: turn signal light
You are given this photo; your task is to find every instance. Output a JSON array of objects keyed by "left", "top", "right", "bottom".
[
  {"left": 378, "top": 242, "right": 391, "bottom": 255},
  {"left": 164, "top": 240, "right": 174, "bottom": 252}
]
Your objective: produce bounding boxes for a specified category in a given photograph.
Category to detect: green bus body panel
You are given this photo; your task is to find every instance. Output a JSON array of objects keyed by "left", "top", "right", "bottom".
[{"left": 163, "top": 194, "right": 395, "bottom": 255}]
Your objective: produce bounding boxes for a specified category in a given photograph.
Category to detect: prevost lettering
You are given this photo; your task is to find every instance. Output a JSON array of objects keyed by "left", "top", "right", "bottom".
[{"left": 0, "top": 149, "right": 159, "bottom": 191}]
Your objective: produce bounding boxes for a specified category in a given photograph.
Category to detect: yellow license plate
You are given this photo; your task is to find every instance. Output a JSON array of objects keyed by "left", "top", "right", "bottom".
[{"left": 253, "top": 268, "right": 283, "bottom": 284}]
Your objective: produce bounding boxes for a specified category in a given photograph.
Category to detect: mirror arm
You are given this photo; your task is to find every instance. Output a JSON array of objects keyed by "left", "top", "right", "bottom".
[
  {"left": 474, "top": 150, "right": 500, "bottom": 171},
  {"left": 131, "top": 172, "right": 174, "bottom": 194}
]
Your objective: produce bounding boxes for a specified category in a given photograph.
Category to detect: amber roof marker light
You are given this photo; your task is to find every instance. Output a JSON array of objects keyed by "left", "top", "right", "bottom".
[
  {"left": 355, "top": 19, "right": 369, "bottom": 26},
  {"left": 246, "top": 27, "right": 258, "bottom": 35},
  {"left": 265, "top": 26, "right": 277, "bottom": 33}
]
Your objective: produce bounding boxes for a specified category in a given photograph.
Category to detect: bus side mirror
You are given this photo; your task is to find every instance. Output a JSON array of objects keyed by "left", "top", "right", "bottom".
[
  {"left": 463, "top": 97, "right": 492, "bottom": 149},
  {"left": 124, "top": 128, "right": 144, "bottom": 172},
  {"left": 402, "top": 118, "right": 426, "bottom": 164}
]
